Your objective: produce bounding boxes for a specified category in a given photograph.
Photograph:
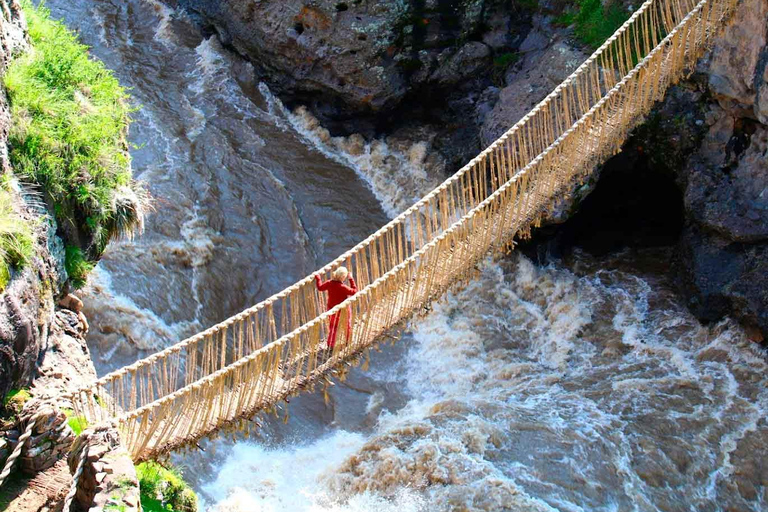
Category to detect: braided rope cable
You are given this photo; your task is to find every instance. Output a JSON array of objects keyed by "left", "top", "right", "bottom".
[
  {"left": 61, "top": 0, "right": 741, "bottom": 460},
  {"left": 63, "top": 437, "right": 89, "bottom": 512},
  {"left": 0, "top": 409, "right": 47, "bottom": 489}
]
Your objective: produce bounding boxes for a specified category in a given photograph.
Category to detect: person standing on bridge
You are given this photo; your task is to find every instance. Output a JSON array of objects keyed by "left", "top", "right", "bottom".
[{"left": 315, "top": 266, "right": 357, "bottom": 349}]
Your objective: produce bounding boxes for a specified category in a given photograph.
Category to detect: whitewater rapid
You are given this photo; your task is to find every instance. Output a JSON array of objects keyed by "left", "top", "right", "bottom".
[
  {"left": 199, "top": 252, "right": 768, "bottom": 511},
  {"left": 35, "top": 1, "right": 768, "bottom": 511}
]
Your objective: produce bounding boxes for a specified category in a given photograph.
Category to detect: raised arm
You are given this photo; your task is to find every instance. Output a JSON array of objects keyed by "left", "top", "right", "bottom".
[
  {"left": 343, "top": 277, "right": 357, "bottom": 295},
  {"left": 315, "top": 274, "right": 329, "bottom": 291}
]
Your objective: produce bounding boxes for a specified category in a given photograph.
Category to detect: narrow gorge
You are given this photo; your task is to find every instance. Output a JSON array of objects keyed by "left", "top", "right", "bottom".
[{"left": 0, "top": 0, "right": 766, "bottom": 511}]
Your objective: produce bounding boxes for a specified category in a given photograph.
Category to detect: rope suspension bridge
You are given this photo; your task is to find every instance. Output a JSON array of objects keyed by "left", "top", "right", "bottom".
[{"left": 65, "top": 0, "right": 739, "bottom": 463}]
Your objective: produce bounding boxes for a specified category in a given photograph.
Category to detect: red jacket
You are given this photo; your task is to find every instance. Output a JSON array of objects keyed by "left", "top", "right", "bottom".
[{"left": 315, "top": 275, "right": 357, "bottom": 310}]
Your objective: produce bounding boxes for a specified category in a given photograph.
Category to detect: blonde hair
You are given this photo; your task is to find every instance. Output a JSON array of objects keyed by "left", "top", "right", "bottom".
[{"left": 331, "top": 266, "right": 349, "bottom": 282}]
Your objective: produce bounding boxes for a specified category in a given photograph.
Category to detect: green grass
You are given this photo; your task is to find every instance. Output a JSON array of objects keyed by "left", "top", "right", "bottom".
[
  {"left": 493, "top": 52, "right": 520, "bottom": 69},
  {"left": 1, "top": 389, "right": 32, "bottom": 429},
  {"left": 555, "top": 0, "right": 630, "bottom": 48},
  {"left": 5, "top": 1, "right": 148, "bottom": 287},
  {"left": 64, "top": 244, "right": 94, "bottom": 289},
  {"left": 62, "top": 408, "right": 88, "bottom": 435},
  {"left": 137, "top": 462, "right": 197, "bottom": 512},
  {"left": 0, "top": 189, "right": 34, "bottom": 291},
  {"left": 3, "top": 388, "right": 31, "bottom": 409}
]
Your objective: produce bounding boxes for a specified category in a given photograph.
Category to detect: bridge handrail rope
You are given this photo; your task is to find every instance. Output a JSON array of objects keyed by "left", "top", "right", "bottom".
[
  {"left": 66, "top": 0, "right": 679, "bottom": 410},
  {"left": 68, "top": 0, "right": 738, "bottom": 461}
]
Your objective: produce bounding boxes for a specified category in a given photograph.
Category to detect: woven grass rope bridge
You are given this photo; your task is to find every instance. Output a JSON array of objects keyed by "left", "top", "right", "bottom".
[{"left": 67, "top": 0, "right": 742, "bottom": 462}]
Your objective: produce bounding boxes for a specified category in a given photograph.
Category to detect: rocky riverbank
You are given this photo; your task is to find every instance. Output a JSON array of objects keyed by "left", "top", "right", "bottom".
[{"left": 0, "top": 2, "right": 181, "bottom": 511}]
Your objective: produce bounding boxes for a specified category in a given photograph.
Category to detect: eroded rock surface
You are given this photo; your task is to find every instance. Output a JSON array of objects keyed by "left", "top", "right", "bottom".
[
  {"left": 177, "top": 0, "right": 521, "bottom": 120},
  {"left": 481, "top": 17, "right": 587, "bottom": 147},
  {"left": 672, "top": 0, "right": 768, "bottom": 337}
]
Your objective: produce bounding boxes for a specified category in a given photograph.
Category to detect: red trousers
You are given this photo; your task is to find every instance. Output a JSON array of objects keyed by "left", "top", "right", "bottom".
[{"left": 327, "top": 307, "right": 352, "bottom": 348}]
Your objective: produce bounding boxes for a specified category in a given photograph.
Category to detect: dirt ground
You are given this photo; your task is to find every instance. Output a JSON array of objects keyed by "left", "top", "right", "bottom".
[{"left": 0, "top": 460, "right": 70, "bottom": 512}]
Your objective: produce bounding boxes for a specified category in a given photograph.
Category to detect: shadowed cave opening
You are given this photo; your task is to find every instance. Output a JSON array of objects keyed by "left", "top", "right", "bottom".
[{"left": 521, "top": 142, "right": 686, "bottom": 261}]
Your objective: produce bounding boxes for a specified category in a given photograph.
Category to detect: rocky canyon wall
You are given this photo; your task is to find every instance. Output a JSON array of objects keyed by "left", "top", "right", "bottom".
[{"left": 172, "top": 0, "right": 767, "bottom": 337}]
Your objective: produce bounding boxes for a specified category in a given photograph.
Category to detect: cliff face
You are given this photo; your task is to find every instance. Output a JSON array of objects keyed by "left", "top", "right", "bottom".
[
  {"left": 175, "top": 0, "right": 524, "bottom": 118},
  {"left": 0, "top": 0, "right": 26, "bottom": 176},
  {"left": 674, "top": 0, "right": 768, "bottom": 337},
  {"left": 0, "top": 0, "right": 95, "bottom": 402},
  {"left": 0, "top": 0, "right": 44, "bottom": 400},
  {"left": 172, "top": 0, "right": 537, "bottom": 170}
]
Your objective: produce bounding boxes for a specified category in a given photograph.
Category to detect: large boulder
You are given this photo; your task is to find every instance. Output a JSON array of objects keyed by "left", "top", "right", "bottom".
[
  {"left": 672, "top": 0, "right": 768, "bottom": 337},
  {"left": 176, "top": 0, "right": 522, "bottom": 123},
  {"left": 480, "top": 19, "right": 587, "bottom": 147}
]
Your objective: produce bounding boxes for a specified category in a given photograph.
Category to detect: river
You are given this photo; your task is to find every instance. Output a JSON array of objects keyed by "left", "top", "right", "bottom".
[{"left": 39, "top": 1, "right": 768, "bottom": 511}]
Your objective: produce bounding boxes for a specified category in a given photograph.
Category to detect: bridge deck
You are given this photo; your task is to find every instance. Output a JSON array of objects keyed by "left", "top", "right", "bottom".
[{"left": 65, "top": 0, "right": 740, "bottom": 462}]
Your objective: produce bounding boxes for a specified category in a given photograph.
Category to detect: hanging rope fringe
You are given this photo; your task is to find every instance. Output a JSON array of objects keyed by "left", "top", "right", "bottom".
[{"left": 60, "top": 0, "right": 740, "bottom": 462}]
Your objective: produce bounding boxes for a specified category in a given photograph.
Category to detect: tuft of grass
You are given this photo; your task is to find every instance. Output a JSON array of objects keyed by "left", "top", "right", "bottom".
[
  {"left": 5, "top": 1, "right": 149, "bottom": 286},
  {"left": 64, "top": 245, "right": 94, "bottom": 290},
  {"left": 555, "top": 0, "right": 630, "bottom": 49},
  {"left": 62, "top": 408, "right": 88, "bottom": 436},
  {"left": 491, "top": 51, "right": 521, "bottom": 86},
  {"left": 1, "top": 389, "right": 32, "bottom": 428},
  {"left": 3, "top": 389, "right": 31, "bottom": 410},
  {"left": 137, "top": 462, "right": 197, "bottom": 512},
  {"left": 493, "top": 52, "right": 520, "bottom": 69},
  {"left": 0, "top": 189, "right": 34, "bottom": 292}
]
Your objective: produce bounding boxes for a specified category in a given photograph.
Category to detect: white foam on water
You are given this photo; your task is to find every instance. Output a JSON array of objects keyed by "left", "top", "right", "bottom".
[
  {"left": 141, "top": 0, "right": 177, "bottom": 44},
  {"left": 188, "top": 37, "right": 229, "bottom": 97},
  {"left": 200, "top": 431, "right": 427, "bottom": 512},
  {"left": 204, "top": 253, "right": 768, "bottom": 511},
  {"left": 81, "top": 266, "right": 195, "bottom": 352},
  {"left": 258, "top": 84, "right": 442, "bottom": 218}
]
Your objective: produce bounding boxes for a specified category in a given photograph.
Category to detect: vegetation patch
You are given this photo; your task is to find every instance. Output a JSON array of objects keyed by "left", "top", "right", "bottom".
[
  {"left": 1, "top": 389, "right": 31, "bottom": 429},
  {"left": 137, "top": 461, "right": 197, "bottom": 512},
  {"left": 555, "top": 0, "right": 630, "bottom": 48},
  {"left": 5, "top": 1, "right": 148, "bottom": 287},
  {"left": 64, "top": 245, "right": 94, "bottom": 290},
  {"left": 62, "top": 408, "right": 88, "bottom": 436},
  {"left": 491, "top": 51, "right": 521, "bottom": 85},
  {"left": 0, "top": 188, "right": 34, "bottom": 292}
]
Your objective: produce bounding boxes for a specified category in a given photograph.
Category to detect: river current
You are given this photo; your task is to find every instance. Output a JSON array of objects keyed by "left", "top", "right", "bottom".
[{"left": 39, "top": 1, "right": 768, "bottom": 511}]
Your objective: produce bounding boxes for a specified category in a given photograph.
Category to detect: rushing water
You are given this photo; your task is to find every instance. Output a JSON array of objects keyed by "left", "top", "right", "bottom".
[
  {"left": 192, "top": 250, "right": 768, "bottom": 512},
  {"left": 41, "top": 0, "right": 439, "bottom": 374},
  {"left": 39, "top": 1, "right": 768, "bottom": 511}
]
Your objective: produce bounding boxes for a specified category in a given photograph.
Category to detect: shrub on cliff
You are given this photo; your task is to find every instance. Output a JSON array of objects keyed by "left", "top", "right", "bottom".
[
  {"left": 4, "top": 1, "right": 149, "bottom": 287},
  {"left": 556, "top": 0, "right": 630, "bottom": 49},
  {"left": 136, "top": 461, "right": 198, "bottom": 512},
  {"left": 0, "top": 189, "right": 34, "bottom": 291}
]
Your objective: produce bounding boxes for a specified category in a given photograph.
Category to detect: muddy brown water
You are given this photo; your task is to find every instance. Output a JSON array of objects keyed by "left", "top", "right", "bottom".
[{"left": 37, "top": 1, "right": 768, "bottom": 511}]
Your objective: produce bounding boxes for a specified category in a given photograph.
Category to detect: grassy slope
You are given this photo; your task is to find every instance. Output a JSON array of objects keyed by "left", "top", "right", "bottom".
[
  {"left": 4, "top": 0, "right": 148, "bottom": 288},
  {"left": 557, "top": 0, "right": 631, "bottom": 49}
]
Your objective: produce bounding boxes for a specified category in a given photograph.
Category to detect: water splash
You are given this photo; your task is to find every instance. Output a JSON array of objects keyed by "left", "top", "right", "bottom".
[
  {"left": 205, "top": 252, "right": 768, "bottom": 511},
  {"left": 201, "top": 432, "right": 427, "bottom": 512},
  {"left": 80, "top": 266, "right": 196, "bottom": 354},
  {"left": 259, "top": 84, "right": 443, "bottom": 218}
]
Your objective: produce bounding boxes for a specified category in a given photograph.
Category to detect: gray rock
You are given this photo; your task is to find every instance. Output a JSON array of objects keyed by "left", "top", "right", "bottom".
[
  {"left": 703, "top": 0, "right": 767, "bottom": 116},
  {"left": 480, "top": 40, "right": 587, "bottom": 147},
  {"left": 178, "top": 0, "right": 517, "bottom": 119},
  {"left": 678, "top": 227, "right": 768, "bottom": 335},
  {"left": 430, "top": 42, "right": 491, "bottom": 86},
  {"left": 685, "top": 125, "right": 768, "bottom": 242}
]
